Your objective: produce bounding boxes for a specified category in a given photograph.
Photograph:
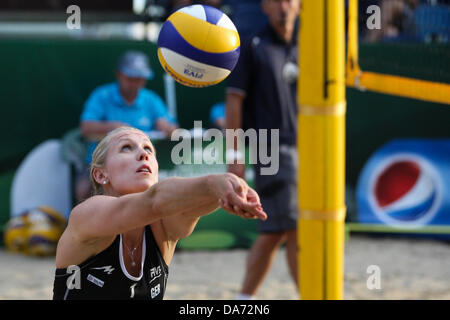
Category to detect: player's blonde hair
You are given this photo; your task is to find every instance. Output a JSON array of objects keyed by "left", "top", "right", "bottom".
[{"left": 89, "top": 126, "right": 150, "bottom": 195}]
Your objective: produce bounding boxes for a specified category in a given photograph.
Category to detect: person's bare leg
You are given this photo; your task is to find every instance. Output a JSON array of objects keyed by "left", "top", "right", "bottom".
[
  {"left": 285, "top": 229, "right": 298, "bottom": 290},
  {"left": 239, "top": 232, "right": 286, "bottom": 297}
]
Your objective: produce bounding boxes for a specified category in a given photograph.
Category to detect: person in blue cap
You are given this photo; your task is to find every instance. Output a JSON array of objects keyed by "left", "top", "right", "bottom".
[{"left": 76, "top": 50, "right": 178, "bottom": 204}]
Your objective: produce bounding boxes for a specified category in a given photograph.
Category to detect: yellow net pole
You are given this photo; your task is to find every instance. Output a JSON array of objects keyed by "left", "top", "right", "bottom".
[
  {"left": 346, "top": 0, "right": 450, "bottom": 105},
  {"left": 347, "top": 0, "right": 361, "bottom": 82},
  {"left": 298, "top": 0, "right": 346, "bottom": 300},
  {"left": 354, "top": 72, "right": 450, "bottom": 105}
]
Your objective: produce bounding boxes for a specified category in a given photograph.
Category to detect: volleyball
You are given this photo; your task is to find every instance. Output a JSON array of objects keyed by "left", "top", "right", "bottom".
[
  {"left": 157, "top": 5, "right": 240, "bottom": 88},
  {"left": 26, "top": 206, "right": 66, "bottom": 256},
  {"left": 4, "top": 206, "right": 66, "bottom": 256},
  {"left": 4, "top": 214, "right": 29, "bottom": 253}
]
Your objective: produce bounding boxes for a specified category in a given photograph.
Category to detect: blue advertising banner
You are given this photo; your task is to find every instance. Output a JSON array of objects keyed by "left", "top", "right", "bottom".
[{"left": 356, "top": 139, "right": 450, "bottom": 228}]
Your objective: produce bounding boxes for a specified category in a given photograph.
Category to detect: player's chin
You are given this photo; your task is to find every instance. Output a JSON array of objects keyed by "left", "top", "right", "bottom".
[
  {"left": 141, "top": 179, "right": 157, "bottom": 190},
  {"left": 128, "top": 179, "right": 156, "bottom": 194}
]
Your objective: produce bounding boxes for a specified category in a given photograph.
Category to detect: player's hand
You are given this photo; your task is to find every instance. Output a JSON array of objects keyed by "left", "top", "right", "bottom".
[{"left": 211, "top": 173, "right": 267, "bottom": 221}]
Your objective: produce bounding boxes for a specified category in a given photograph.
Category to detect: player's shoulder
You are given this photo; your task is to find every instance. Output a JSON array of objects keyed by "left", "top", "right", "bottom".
[
  {"left": 70, "top": 195, "right": 114, "bottom": 218},
  {"left": 66, "top": 195, "right": 117, "bottom": 241}
]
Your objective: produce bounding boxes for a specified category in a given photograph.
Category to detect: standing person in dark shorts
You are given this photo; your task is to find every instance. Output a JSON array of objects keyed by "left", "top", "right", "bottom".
[
  {"left": 226, "top": 0, "right": 300, "bottom": 300},
  {"left": 53, "top": 126, "right": 267, "bottom": 300}
]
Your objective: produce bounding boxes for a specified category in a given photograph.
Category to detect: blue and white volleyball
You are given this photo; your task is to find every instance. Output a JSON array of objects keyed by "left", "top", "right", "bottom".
[{"left": 157, "top": 5, "right": 240, "bottom": 87}]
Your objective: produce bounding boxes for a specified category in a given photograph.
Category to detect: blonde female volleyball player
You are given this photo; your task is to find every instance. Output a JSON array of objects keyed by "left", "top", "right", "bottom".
[{"left": 53, "top": 126, "right": 266, "bottom": 300}]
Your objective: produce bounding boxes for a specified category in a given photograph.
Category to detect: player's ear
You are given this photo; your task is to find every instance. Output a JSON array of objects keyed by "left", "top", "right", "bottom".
[{"left": 92, "top": 167, "right": 108, "bottom": 186}]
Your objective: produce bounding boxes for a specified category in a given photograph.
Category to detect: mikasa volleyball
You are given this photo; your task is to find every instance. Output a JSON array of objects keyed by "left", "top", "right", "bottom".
[{"left": 157, "top": 5, "right": 240, "bottom": 88}]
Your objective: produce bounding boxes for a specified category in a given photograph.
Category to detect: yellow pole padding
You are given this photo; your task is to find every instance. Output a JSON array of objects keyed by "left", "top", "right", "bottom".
[{"left": 298, "top": 0, "right": 346, "bottom": 300}]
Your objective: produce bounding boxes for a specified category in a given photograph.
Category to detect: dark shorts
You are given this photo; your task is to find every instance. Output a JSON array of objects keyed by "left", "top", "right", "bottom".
[{"left": 253, "top": 145, "right": 298, "bottom": 233}]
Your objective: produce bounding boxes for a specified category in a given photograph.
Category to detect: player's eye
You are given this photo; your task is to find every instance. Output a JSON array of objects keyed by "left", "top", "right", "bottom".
[
  {"left": 144, "top": 146, "right": 153, "bottom": 154},
  {"left": 121, "top": 144, "right": 132, "bottom": 151}
]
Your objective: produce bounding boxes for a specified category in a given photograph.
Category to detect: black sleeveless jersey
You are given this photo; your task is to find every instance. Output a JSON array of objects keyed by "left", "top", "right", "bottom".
[{"left": 53, "top": 225, "right": 168, "bottom": 300}]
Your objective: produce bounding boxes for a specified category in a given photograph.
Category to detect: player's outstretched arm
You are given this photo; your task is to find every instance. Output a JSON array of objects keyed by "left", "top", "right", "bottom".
[
  {"left": 68, "top": 173, "right": 266, "bottom": 242},
  {"left": 160, "top": 173, "right": 267, "bottom": 241}
]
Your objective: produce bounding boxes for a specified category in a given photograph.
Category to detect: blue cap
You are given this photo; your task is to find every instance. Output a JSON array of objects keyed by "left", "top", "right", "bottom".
[{"left": 117, "top": 51, "right": 154, "bottom": 79}]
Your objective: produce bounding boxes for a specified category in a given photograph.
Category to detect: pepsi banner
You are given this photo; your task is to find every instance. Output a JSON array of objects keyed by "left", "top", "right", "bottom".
[{"left": 356, "top": 139, "right": 450, "bottom": 228}]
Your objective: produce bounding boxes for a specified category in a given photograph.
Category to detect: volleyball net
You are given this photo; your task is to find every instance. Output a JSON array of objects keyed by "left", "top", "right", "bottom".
[{"left": 346, "top": 0, "right": 450, "bottom": 105}]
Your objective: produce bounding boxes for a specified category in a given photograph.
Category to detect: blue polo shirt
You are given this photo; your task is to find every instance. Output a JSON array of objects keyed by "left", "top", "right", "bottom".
[
  {"left": 80, "top": 82, "right": 175, "bottom": 164},
  {"left": 209, "top": 102, "right": 225, "bottom": 127}
]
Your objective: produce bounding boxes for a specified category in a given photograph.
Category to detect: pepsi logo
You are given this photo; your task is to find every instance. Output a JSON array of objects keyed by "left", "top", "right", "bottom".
[{"left": 368, "top": 154, "right": 442, "bottom": 227}]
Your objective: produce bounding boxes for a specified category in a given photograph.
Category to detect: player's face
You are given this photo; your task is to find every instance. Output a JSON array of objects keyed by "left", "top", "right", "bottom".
[
  {"left": 103, "top": 131, "right": 158, "bottom": 196},
  {"left": 262, "top": 0, "right": 300, "bottom": 30}
]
